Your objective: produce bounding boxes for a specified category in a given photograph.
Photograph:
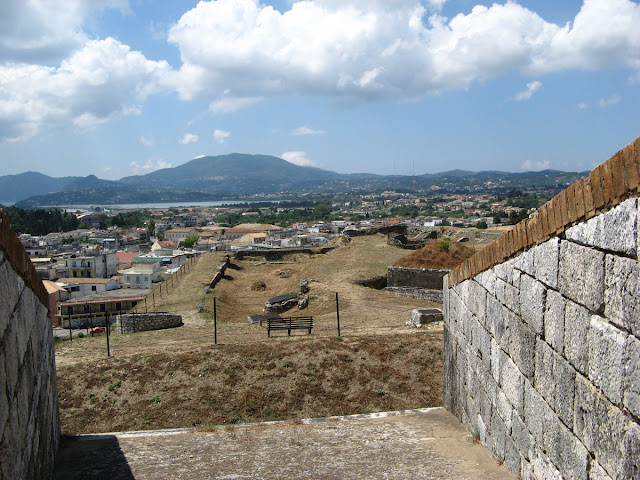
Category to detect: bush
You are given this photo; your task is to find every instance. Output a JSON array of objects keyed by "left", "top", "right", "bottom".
[
  {"left": 439, "top": 241, "right": 450, "bottom": 253},
  {"left": 475, "top": 221, "right": 488, "bottom": 229}
]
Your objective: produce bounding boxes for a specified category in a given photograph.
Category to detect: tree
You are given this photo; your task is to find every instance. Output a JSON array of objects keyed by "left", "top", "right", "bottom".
[
  {"left": 313, "top": 203, "right": 331, "bottom": 220},
  {"left": 179, "top": 235, "right": 199, "bottom": 249},
  {"left": 475, "top": 221, "right": 488, "bottom": 229}
]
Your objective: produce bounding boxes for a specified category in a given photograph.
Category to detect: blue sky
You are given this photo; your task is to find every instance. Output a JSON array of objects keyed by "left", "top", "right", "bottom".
[{"left": 0, "top": 0, "right": 638, "bottom": 180}]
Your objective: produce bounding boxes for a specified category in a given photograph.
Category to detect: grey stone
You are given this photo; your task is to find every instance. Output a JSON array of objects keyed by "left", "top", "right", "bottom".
[
  {"left": 544, "top": 290, "right": 565, "bottom": 354},
  {"left": 501, "top": 352, "right": 524, "bottom": 417},
  {"left": 589, "top": 459, "right": 613, "bottom": 480},
  {"left": 495, "top": 278, "right": 520, "bottom": 315},
  {"left": 573, "top": 374, "right": 631, "bottom": 479},
  {"left": 490, "top": 408, "right": 508, "bottom": 461},
  {"left": 624, "top": 335, "right": 640, "bottom": 419},
  {"left": 588, "top": 316, "right": 627, "bottom": 405},
  {"left": 0, "top": 261, "right": 21, "bottom": 341},
  {"left": 503, "top": 436, "right": 521, "bottom": 476},
  {"left": 621, "top": 421, "right": 640, "bottom": 480},
  {"left": 566, "top": 197, "right": 637, "bottom": 255},
  {"left": 494, "top": 390, "right": 513, "bottom": 431},
  {"left": 514, "top": 249, "right": 535, "bottom": 276},
  {"left": 531, "top": 449, "right": 562, "bottom": 480},
  {"left": 534, "top": 339, "right": 556, "bottom": 408},
  {"left": 475, "top": 270, "right": 497, "bottom": 297},
  {"left": 559, "top": 240, "right": 605, "bottom": 312},
  {"left": 543, "top": 413, "right": 589, "bottom": 480},
  {"left": 504, "top": 314, "right": 535, "bottom": 379},
  {"left": 605, "top": 255, "right": 640, "bottom": 337},
  {"left": 511, "top": 411, "right": 534, "bottom": 461},
  {"left": 524, "top": 380, "right": 555, "bottom": 448},
  {"left": 467, "top": 280, "right": 487, "bottom": 324},
  {"left": 519, "top": 274, "right": 546, "bottom": 335},
  {"left": 491, "top": 339, "right": 501, "bottom": 384},
  {"left": 409, "top": 308, "right": 443, "bottom": 327},
  {"left": 564, "top": 301, "right": 591, "bottom": 375},
  {"left": 553, "top": 354, "right": 576, "bottom": 429},
  {"left": 533, "top": 237, "right": 560, "bottom": 289},
  {"left": 486, "top": 294, "right": 515, "bottom": 346}
]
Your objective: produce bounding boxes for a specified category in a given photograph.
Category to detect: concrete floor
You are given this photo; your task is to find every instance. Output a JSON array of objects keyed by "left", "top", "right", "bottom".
[{"left": 54, "top": 408, "right": 515, "bottom": 480}]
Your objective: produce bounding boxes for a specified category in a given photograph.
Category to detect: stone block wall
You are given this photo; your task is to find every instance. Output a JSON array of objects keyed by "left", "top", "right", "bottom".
[
  {"left": 387, "top": 266, "right": 449, "bottom": 290},
  {"left": 443, "top": 137, "right": 640, "bottom": 479},
  {"left": 117, "top": 312, "right": 183, "bottom": 334},
  {"left": 0, "top": 209, "right": 60, "bottom": 479}
]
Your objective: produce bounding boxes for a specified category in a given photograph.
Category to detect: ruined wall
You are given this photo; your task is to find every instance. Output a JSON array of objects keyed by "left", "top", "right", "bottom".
[
  {"left": 117, "top": 312, "right": 183, "bottom": 334},
  {"left": 444, "top": 137, "right": 640, "bottom": 479},
  {"left": 0, "top": 209, "right": 60, "bottom": 479},
  {"left": 387, "top": 266, "right": 449, "bottom": 290}
]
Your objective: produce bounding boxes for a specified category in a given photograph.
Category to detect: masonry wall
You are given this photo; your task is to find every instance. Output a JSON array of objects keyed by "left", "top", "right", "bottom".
[
  {"left": 117, "top": 312, "right": 183, "bottom": 334},
  {"left": 443, "top": 137, "right": 640, "bottom": 479},
  {"left": 0, "top": 209, "right": 60, "bottom": 479}
]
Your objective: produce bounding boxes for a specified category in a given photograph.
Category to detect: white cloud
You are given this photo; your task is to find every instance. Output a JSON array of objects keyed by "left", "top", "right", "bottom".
[
  {"left": 179, "top": 133, "right": 198, "bottom": 144},
  {"left": 0, "top": 0, "right": 129, "bottom": 64},
  {"left": 213, "top": 129, "right": 230, "bottom": 144},
  {"left": 578, "top": 102, "right": 588, "bottom": 109},
  {"left": 291, "top": 125, "right": 327, "bottom": 136},
  {"left": 167, "top": 0, "right": 640, "bottom": 111},
  {"left": 0, "top": 37, "right": 173, "bottom": 143},
  {"left": 130, "top": 158, "right": 172, "bottom": 174},
  {"left": 599, "top": 94, "right": 622, "bottom": 107},
  {"left": 281, "top": 151, "right": 320, "bottom": 167},
  {"left": 139, "top": 136, "right": 154, "bottom": 147},
  {"left": 522, "top": 159, "right": 551, "bottom": 171},
  {"left": 194, "top": 154, "right": 207, "bottom": 159},
  {"left": 512, "top": 80, "right": 542, "bottom": 101}
]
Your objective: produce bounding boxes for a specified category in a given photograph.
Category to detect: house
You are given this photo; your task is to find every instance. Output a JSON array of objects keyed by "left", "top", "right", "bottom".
[
  {"left": 164, "top": 228, "right": 198, "bottom": 244},
  {"left": 65, "top": 252, "right": 117, "bottom": 278},
  {"left": 55, "top": 277, "right": 119, "bottom": 298},
  {"left": 58, "top": 290, "right": 149, "bottom": 328},
  {"left": 151, "top": 240, "right": 176, "bottom": 252},
  {"left": 43, "top": 280, "right": 70, "bottom": 326},
  {"left": 239, "top": 232, "right": 267, "bottom": 245},
  {"left": 122, "top": 260, "right": 163, "bottom": 289}
]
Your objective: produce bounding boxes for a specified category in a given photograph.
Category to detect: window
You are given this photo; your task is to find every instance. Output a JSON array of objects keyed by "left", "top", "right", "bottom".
[{"left": 91, "top": 286, "right": 97, "bottom": 292}]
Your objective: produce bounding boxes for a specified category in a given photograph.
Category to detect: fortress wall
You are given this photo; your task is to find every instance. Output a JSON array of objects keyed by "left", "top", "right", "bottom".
[
  {"left": 0, "top": 209, "right": 60, "bottom": 479},
  {"left": 444, "top": 136, "right": 640, "bottom": 479}
]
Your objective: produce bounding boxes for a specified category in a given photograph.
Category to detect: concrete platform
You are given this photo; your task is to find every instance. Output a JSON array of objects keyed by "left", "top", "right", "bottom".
[{"left": 54, "top": 408, "right": 515, "bottom": 479}]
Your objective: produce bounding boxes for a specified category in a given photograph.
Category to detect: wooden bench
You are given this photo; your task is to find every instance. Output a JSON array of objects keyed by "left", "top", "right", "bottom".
[{"left": 266, "top": 316, "right": 313, "bottom": 337}]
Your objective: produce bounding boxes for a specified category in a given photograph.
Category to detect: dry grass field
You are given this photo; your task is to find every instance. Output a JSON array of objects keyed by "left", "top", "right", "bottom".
[{"left": 55, "top": 231, "right": 495, "bottom": 434}]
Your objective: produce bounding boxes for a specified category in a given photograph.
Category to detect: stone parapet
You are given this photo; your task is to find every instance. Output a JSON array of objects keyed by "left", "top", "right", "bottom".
[
  {"left": 444, "top": 194, "right": 640, "bottom": 479},
  {"left": 116, "top": 313, "right": 183, "bottom": 334}
]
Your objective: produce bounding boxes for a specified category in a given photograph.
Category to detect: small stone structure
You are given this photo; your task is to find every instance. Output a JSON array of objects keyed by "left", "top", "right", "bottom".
[
  {"left": 407, "top": 308, "right": 443, "bottom": 328},
  {"left": 385, "top": 266, "right": 449, "bottom": 302},
  {"left": 116, "top": 313, "right": 183, "bottom": 334},
  {"left": 0, "top": 209, "right": 60, "bottom": 479},
  {"left": 264, "top": 294, "right": 298, "bottom": 313},
  {"left": 208, "top": 256, "right": 231, "bottom": 289},
  {"left": 444, "top": 136, "right": 640, "bottom": 479}
]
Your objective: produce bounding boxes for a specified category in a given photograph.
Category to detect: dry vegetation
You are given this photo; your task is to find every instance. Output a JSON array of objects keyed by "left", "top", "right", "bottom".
[
  {"left": 393, "top": 240, "right": 477, "bottom": 269},
  {"left": 55, "top": 234, "right": 483, "bottom": 434}
]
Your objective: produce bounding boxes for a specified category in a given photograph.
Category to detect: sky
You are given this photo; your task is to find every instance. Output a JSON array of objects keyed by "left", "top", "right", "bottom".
[{"left": 0, "top": 0, "right": 638, "bottom": 180}]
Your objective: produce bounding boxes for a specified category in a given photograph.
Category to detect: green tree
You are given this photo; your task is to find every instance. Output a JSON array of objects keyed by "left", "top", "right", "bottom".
[
  {"left": 179, "top": 235, "right": 199, "bottom": 249},
  {"left": 475, "top": 221, "right": 488, "bottom": 229}
]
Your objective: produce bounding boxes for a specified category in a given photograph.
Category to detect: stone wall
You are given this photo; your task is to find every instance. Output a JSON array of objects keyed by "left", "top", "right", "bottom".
[
  {"left": 443, "top": 137, "right": 640, "bottom": 479},
  {"left": 117, "top": 312, "right": 183, "bottom": 334},
  {"left": 387, "top": 266, "right": 449, "bottom": 290},
  {"left": 0, "top": 209, "right": 60, "bottom": 479}
]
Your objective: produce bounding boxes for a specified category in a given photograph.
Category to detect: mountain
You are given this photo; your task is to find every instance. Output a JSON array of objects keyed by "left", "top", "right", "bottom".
[
  {"left": 6, "top": 154, "right": 590, "bottom": 208},
  {"left": 0, "top": 171, "right": 80, "bottom": 204},
  {"left": 119, "top": 153, "right": 341, "bottom": 191}
]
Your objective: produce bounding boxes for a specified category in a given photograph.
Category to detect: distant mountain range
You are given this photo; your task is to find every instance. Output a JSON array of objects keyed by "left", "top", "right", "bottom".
[{"left": 0, "top": 153, "right": 589, "bottom": 208}]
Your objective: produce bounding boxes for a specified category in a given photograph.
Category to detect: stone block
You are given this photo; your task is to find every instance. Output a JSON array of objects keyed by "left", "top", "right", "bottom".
[
  {"left": 511, "top": 411, "right": 534, "bottom": 461},
  {"left": 564, "top": 301, "right": 591, "bottom": 375},
  {"left": 486, "top": 294, "right": 513, "bottom": 346},
  {"left": 519, "top": 274, "right": 545, "bottom": 335},
  {"left": 531, "top": 449, "right": 563, "bottom": 480},
  {"left": 495, "top": 278, "right": 520, "bottom": 315},
  {"left": 565, "top": 198, "right": 637, "bottom": 256},
  {"left": 501, "top": 352, "right": 525, "bottom": 417},
  {"left": 573, "top": 374, "right": 632, "bottom": 479},
  {"left": 491, "top": 339, "right": 501, "bottom": 384},
  {"left": 466, "top": 280, "right": 487, "bottom": 323},
  {"left": 495, "top": 389, "right": 513, "bottom": 431},
  {"left": 554, "top": 354, "right": 576, "bottom": 430},
  {"left": 533, "top": 237, "right": 560, "bottom": 289},
  {"left": 605, "top": 255, "right": 640, "bottom": 337},
  {"left": 588, "top": 316, "right": 627, "bottom": 405},
  {"left": 544, "top": 289, "right": 565, "bottom": 354},
  {"left": 559, "top": 240, "right": 604, "bottom": 313},
  {"left": 524, "top": 380, "right": 554, "bottom": 446},
  {"left": 490, "top": 408, "right": 508, "bottom": 461},
  {"left": 543, "top": 414, "right": 589, "bottom": 480},
  {"left": 534, "top": 339, "right": 556, "bottom": 407},
  {"left": 624, "top": 335, "right": 640, "bottom": 419},
  {"left": 514, "top": 248, "right": 534, "bottom": 276},
  {"left": 589, "top": 459, "right": 613, "bottom": 480},
  {"left": 0, "top": 261, "right": 21, "bottom": 341},
  {"left": 503, "top": 436, "right": 521, "bottom": 476},
  {"left": 505, "top": 314, "right": 535, "bottom": 379},
  {"left": 621, "top": 421, "right": 640, "bottom": 479},
  {"left": 475, "top": 269, "right": 497, "bottom": 297}
]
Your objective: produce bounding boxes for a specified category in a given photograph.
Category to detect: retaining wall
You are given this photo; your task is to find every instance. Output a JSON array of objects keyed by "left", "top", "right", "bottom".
[
  {"left": 443, "top": 136, "right": 640, "bottom": 479},
  {"left": 116, "top": 313, "right": 183, "bottom": 334},
  {"left": 0, "top": 209, "right": 60, "bottom": 479},
  {"left": 387, "top": 266, "right": 448, "bottom": 290}
]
